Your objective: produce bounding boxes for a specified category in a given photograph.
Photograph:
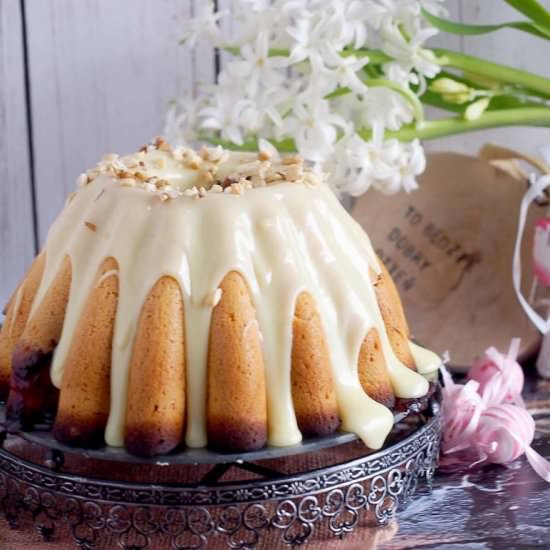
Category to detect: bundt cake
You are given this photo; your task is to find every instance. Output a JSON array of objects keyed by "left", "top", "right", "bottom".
[{"left": 0, "top": 138, "right": 440, "bottom": 457}]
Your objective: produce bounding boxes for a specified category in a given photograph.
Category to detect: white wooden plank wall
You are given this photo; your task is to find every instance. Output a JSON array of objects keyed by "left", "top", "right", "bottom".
[
  {"left": 0, "top": 0, "right": 549, "bottom": 304},
  {"left": 0, "top": 0, "right": 35, "bottom": 309},
  {"left": 25, "top": 0, "right": 198, "bottom": 243}
]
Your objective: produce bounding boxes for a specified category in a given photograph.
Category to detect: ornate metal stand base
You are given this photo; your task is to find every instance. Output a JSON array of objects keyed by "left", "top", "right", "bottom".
[{"left": 0, "top": 395, "right": 441, "bottom": 548}]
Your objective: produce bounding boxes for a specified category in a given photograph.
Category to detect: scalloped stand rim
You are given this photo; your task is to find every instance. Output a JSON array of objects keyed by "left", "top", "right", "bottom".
[{"left": 0, "top": 390, "right": 442, "bottom": 548}]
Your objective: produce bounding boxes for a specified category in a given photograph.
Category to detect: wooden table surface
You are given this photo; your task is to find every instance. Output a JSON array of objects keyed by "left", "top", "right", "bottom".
[{"left": 1, "top": 371, "right": 549, "bottom": 550}]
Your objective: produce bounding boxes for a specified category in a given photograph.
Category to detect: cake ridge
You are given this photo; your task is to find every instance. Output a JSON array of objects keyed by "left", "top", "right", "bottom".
[{"left": 3, "top": 142, "right": 441, "bottom": 453}]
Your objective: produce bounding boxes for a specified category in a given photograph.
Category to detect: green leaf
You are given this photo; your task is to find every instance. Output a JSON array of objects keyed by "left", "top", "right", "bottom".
[
  {"left": 434, "top": 48, "right": 550, "bottom": 99},
  {"left": 487, "top": 95, "right": 531, "bottom": 110},
  {"left": 505, "top": 0, "right": 550, "bottom": 30},
  {"left": 422, "top": 8, "right": 550, "bottom": 40}
]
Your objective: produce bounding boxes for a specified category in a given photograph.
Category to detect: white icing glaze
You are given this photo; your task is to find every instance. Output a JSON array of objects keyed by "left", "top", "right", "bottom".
[
  {"left": 409, "top": 341, "right": 442, "bottom": 382},
  {"left": 29, "top": 147, "right": 433, "bottom": 451}
]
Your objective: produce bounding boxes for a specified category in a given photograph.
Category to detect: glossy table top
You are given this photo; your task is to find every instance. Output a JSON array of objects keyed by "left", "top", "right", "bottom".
[{"left": 380, "top": 371, "right": 550, "bottom": 550}]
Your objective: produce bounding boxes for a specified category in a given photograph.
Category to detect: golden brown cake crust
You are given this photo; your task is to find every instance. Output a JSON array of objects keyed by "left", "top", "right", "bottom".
[
  {"left": 7, "top": 255, "right": 72, "bottom": 428},
  {"left": 0, "top": 253, "right": 46, "bottom": 397},
  {"left": 125, "top": 276, "right": 186, "bottom": 457},
  {"left": 358, "top": 328, "right": 396, "bottom": 408},
  {"left": 291, "top": 292, "right": 340, "bottom": 436},
  {"left": 207, "top": 271, "right": 267, "bottom": 452},
  {"left": 53, "top": 257, "right": 119, "bottom": 447},
  {"left": 371, "top": 259, "right": 416, "bottom": 370}
]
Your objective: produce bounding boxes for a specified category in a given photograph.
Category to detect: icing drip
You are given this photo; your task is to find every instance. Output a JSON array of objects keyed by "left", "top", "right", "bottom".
[
  {"left": 30, "top": 146, "right": 432, "bottom": 450},
  {"left": 409, "top": 341, "right": 442, "bottom": 382}
]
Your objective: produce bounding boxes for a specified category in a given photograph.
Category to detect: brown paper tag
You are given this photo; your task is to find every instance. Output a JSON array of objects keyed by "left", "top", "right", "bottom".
[{"left": 351, "top": 152, "right": 547, "bottom": 371}]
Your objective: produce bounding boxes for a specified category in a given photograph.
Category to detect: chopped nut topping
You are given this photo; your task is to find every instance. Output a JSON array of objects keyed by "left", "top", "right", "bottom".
[
  {"left": 76, "top": 173, "right": 89, "bottom": 187},
  {"left": 282, "top": 155, "right": 302, "bottom": 165},
  {"left": 201, "top": 169, "right": 215, "bottom": 184},
  {"left": 154, "top": 136, "right": 172, "bottom": 152},
  {"left": 281, "top": 163, "right": 302, "bottom": 181},
  {"left": 155, "top": 179, "right": 169, "bottom": 189},
  {"left": 230, "top": 182, "right": 245, "bottom": 195},
  {"left": 101, "top": 153, "right": 119, "bottom": 163},
  {"left": 84, "top": 221, "right": 97, "bottom": 232},
  {"left": 179, "top": 148, "right": 202, "bottom": 169},
  {"left": 75, "top": 140, "right": 321, "bottom": 200},
  {"left": 266, "top": 172, "right": 283, "bottom": 184},
  {"left": 221, "top": 177, "right": 237, "bottom": 189},
  {"left": 258, "top": 150, "right": 271, "bottom": 161},
  {"left": 207, "top": 146, "right": 228, "bottom": 163}
]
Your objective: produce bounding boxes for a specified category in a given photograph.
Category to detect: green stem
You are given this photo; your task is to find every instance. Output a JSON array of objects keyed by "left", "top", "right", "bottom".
[
  {"left": 201, "top": 107, "right": 550, "bottom": 151},
  {"left": 202, "top": 133, "right": 296, "bottom": 153},
  {"left": 341, "top": 48, "right": 392, "bottom": 64},
  {"left": 359, "top": 107, "right": 550, "bottom": 141},
  {"left": 326, "top": 79, "right": 424, "bottom": 123},
  {"left": 226, "top": 43, "right": 550, "bottom": 102},
  {"left": 364, "top": 78, "right": 425, "bottom": 123},
  {"left": 433, "top": 48, "right": 550, "bottom": 99},
  {"left": 224, "top": 46, "right": 289, "bottom": 57},
  {"left": 225, "top": 45, "right": 393, "bottom": 65}
]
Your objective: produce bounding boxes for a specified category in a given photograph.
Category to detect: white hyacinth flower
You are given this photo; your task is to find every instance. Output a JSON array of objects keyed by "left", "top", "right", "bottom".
[
  {"left": 227, "top": 31, "right": 288, "bottom": 97},
  {"left": 199, "top": 88, "right": 252, "bottom": 145},
  {"left": 166, "top": 0, "right": 445, "bottom": 196},
  {"left": 320, "top": 48, "right": 370, "bottom": 95},
  {"left": 284, "top": 96, "right": 350, "bottom": 162},
  {"left": 179, "top": 1, "right": 226, "bottom": 48}
]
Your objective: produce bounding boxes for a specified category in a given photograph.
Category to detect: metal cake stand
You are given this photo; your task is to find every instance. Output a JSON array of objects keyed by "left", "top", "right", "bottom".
[{"left": 0, "top": 391, "right": 442, "bottom": 549}]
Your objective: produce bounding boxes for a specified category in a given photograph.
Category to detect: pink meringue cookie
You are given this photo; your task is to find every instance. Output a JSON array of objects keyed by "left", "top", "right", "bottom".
[
  {"left": 473, "top": 403, "right": 534, "bottom": 464},
  {"left": 468, "top": 338, "right": 525, "bottom": 407}
]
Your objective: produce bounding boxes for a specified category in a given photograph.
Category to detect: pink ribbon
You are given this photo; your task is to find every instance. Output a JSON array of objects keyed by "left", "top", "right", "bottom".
[
  {"left": 441, "top": 339, "right": 550, "bottom": 482},
  {"left": 468, "top": 338, "right": 525, "bottom": 408}
]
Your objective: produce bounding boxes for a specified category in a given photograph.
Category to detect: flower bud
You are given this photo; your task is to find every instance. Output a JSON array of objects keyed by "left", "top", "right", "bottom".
[
  {"left": 441, "top": 92, "right": 472, "bottom": 104},
  {"left": 464, "top": 97, "right": 490, "bottom": 121},
  {"left": 430, "top": 77, "right": 470, "bottom": 95}
]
